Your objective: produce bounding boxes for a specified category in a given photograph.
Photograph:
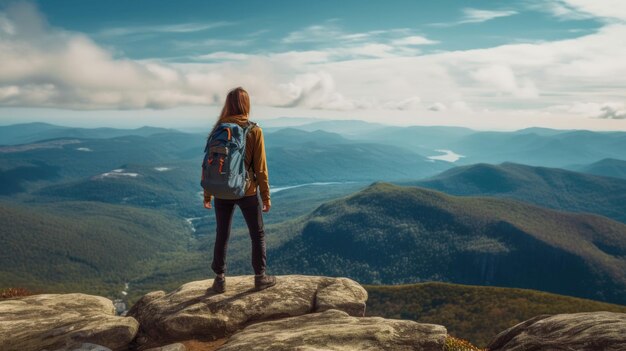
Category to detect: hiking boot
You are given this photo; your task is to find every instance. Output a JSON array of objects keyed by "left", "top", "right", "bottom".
[
  {"left": 254, "top": 274, "right": 277, "bottom": 291},
  {"left": 212, "top": 275, "right": 225, "bottom": 293}
]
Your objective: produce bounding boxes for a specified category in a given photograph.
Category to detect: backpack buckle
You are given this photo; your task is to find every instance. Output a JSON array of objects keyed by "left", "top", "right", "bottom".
[{"left": 209, "top": 146, "right": 229, "bottom": 155}]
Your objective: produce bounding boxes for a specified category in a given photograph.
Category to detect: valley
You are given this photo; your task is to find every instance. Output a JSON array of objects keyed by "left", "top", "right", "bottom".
[{"left": 1, "top": 120, "right": 625, "bottom": 312}]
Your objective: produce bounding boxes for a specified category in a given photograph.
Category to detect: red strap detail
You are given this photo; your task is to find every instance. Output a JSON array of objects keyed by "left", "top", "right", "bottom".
[
  {"left": 218, "top": 157, "right": 224, "bottom": 173},
  {"left": 226, "top": 127, "right": 231, "bottom": 141},
  {"left": 208, "top": 157, "right": 213, "bottom": 165}
]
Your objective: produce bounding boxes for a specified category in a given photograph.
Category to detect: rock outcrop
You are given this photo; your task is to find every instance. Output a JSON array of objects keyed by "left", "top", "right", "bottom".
[
  {"left": 0, "top": 293, "right": 138, "bottom": 351},
  {"left": 144, "top": 343, "right": 187, "bottom": 351},
  {"left": 216, "top": 309, "right": 447, "bottom": 351},
  {"left": 128, "top": 275, "right": 368, "bottom": 347},
  {"left": 1, "top": 275, "right": 452, "bottom": 351},
  {"left": 487, "top": 311, "right": 626, "bottom": 351}
]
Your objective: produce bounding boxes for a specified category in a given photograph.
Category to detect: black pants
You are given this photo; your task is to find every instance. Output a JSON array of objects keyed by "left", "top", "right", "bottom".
[{"left": 211, "top": 192, "right": 266, "bottom": 276}]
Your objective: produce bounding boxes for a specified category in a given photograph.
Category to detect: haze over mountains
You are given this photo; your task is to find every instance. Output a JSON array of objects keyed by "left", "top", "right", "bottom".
[
  {"left": 0, "top": 122, "right": 176, "bottom": 146},
  {"left": 575, "top": 158, "right": 626, "bottom": 180},
  {"left": 1, "top": 119, "right": 626, "bottom": 308},
  {"left": 261, "top": 118, "right": 626, "bottom": 167},
  {"left": 407, "top": 162, "right": 626, "bottom": 223}
]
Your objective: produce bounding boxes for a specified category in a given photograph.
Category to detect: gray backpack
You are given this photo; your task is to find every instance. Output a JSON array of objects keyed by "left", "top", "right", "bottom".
[{"left": 201, "top": 121, "right": 257, "bottom": 199}]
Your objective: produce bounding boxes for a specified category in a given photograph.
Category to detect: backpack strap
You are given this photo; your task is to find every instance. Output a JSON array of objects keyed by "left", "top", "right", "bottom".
[
  {"left": 244, "top": 121, "right": 259, "bottom": 180},
  {"left": 245, "top": 120, "right": 258, "bottom": 132}
]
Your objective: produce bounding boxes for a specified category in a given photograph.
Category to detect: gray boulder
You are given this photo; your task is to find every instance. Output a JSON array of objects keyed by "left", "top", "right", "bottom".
[
  {"left": 487, "top": 311, "right": 626, "bottom": 351},
  {"left": 144, "top": 343, "right": 187, "bottom": 351},
  {"left": 217, "top": 309, "right": 447, "bottom": 351},
  {"left": 0, "top": 293, "right": 138, "bottom": 351},
  {"left": 128, "top": 275, "right": 367, "bottom": 346},
  {"left": 66, "top": 343, "right": 112, "bottom": 351}
]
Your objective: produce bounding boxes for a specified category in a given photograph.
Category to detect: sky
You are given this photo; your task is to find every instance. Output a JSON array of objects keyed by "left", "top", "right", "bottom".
[{"left": 0, "top": 0, "right": 625, "bottom": 131}]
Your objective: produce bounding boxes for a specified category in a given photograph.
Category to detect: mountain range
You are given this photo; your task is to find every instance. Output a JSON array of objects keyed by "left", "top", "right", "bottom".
[
  {"left": 0, "top": 199, "right": 192, "bottom": 297},
  {"left": 268, "top": 119, "right": 626, "bottom": 167},
  {"left": 252, "top": 182, "right": 626, "bottom": 304},
  {"left": 0, "top": 122, "right": 176, "bottom": 146},
  {"left": 2, "top": 120, "right": 626, "bottom": 309},
  {"left": 575, "top": 158, "right": 626, "bottom": 180},
  {"left": 406, "top": 162, "right": 626, "bottom": 223}
]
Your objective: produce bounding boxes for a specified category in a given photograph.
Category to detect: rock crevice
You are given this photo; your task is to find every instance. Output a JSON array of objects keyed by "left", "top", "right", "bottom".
[{"left": 127, "top": 275, "right": 369, "bottom": 346}]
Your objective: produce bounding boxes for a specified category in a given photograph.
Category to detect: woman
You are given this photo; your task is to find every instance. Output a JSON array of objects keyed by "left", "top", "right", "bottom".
[{"left": 203, "top": 86, "right": 276, "bottom": 293}]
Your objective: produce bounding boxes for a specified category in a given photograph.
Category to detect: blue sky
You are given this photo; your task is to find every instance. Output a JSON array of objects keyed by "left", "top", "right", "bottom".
[
  {"left": 0, "top": 0, "right": 625, "bottom": 130},
  {"left": 37, "top": 0, "right": 601, "bottom": 59}
]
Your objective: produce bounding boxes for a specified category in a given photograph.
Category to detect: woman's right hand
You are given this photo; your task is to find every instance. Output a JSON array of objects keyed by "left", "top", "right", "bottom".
[{"left": 204, "top": 200, "right": 212, "bottom": 209}]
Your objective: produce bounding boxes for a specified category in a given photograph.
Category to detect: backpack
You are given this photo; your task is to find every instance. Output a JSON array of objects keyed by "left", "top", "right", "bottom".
[{"left": 201, "top": 120, "right": 258, "bottom": 199}]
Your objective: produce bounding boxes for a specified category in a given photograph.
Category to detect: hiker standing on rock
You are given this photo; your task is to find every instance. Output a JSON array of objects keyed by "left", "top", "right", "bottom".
[{"left": 201, "top": 86, "right": 276, "bottom": 293}]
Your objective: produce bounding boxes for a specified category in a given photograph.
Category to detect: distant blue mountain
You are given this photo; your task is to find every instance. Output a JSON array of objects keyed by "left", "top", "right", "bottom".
[
  {"left": 576, "top": 158, "right": 626, "bottom": 180},
  {"left": 450, "top": 130, "right": 626, "bottom": 167},
  {"left": 0, "top": 122, "right": 177, "bottom": 145},
  {"left": 265, "top": 127, "right": 351, "bottom": 147},
  {"left": 281, "top": 121, "right": 625, "bottom": 167},
  {"left": 406, "top": 162, "right": 626, "bottom": 223}
]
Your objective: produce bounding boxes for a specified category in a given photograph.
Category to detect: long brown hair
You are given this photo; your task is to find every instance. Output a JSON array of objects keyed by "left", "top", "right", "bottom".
[{"left": 211, "top": 87, "right": 250, "bottom": 133}]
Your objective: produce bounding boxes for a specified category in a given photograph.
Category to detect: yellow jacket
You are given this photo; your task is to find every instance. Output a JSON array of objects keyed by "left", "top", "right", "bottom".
[{"left": 203, "top": 114, "right": 271, "bottom": 205}]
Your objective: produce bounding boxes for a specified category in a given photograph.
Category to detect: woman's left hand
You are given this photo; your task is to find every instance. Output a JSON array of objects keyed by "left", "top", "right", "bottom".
[{"left": 204, "top": 200, "right": 212, "bottom": 209}]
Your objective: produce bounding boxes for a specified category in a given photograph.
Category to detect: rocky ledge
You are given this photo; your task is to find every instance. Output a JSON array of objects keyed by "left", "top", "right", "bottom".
[
  {"left": 217, "top": 309, "right": 446, "bottom": 351},
  {"left": 0, "top": 293, "right": 138, "bottom": 351},
  {"left": 2, "top": 275, "right": 626, "bottom": 351},
  {"left": 128, "top": 275, "right": 370, "bottom": 347},
  {"left": 487, "top": 311, "right": 626, "bottom": 351}
]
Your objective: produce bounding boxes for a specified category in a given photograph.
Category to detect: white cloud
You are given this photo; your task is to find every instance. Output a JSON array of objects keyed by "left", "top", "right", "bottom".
[
  {"left": 382, "top": 96, "right": 422, "bottom": 111},
  {"left": 391, "top": 36, "right": 439, "bottom": 46},
  {"left": 0, "top": 85, "right": 19, "bottom": 99},
  {"left": 525, "top": 1, "right": 593, "bottom": 20},
  {"left": 547, "top": 101, "right": 626, "bottom": 120},
  {"left": 0, "top": 3, "right": 317, "bottom": 109},
  {"left": 460, "top": 8, "right": 519, "bottom": 24},
  {"left": 174, "top": 38, "right": 252, "bottom": 50},
  {"left": 98, "top": 21, "right": 233, "bottom": 36},
  {"left": 1, "top": 2, "right": 626, "bottom": 131},
  {"left": 0, "top": 3, "right": 437, "bottom": 111},
  {"left": 450, "top": 101, "right": 472, "bottom": 112},
  {"left": 329, "top": 43, "right": 401, "bottom": 59},
  {"left": 279, "top": 22, "right": 437, "bottom": 56},
  {"left": 597, "top": 104, "right": 626, "bottom": 119},
  {"left": 527, "top": 0, "right": 626, "bottom": 21},
  {"left": 281, "top": 24, "right": 343, "bottom": 44},
  {"left": 192, "top": 51, "right": 251, "bottom": 61},
  {"left": 470, "top": 65, "right": 538, "bottom": 98},
  {"left": 428, "top": 102, "right": 447, "bottom": 112},
  {"left": 430, "top": 8, "right": 518, "bottom": 26},
  {"left": 275, "top": 72, "right": 367, "bottom": 110}
]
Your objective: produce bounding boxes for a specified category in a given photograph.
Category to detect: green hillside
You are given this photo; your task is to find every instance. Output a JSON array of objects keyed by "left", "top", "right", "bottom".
[
  {"left": 409, "top": 162, "right": 626, "bottom": 222},
  {"left": 261, "top": 182, "right": 626, "bottom": 304},
  {"left": 0, "top": 132, "right": 205, "bottom": 187},
  {"left": 1, "top": 127, "right": 449, "bottom": 199},
  {"left": 33, "top": 161, "right": 203, "bottom": 216},
  {"left": 0, "top": 200, "right": 193, "bottom": 299},
  {"left": 366, "top": 282, "right": 626, "bottom": 347}
]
